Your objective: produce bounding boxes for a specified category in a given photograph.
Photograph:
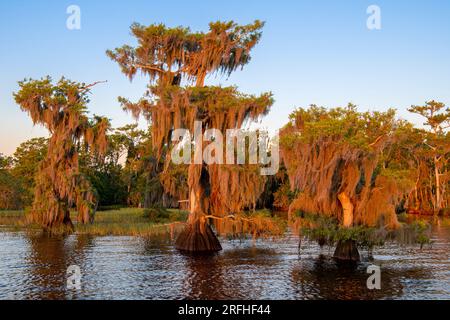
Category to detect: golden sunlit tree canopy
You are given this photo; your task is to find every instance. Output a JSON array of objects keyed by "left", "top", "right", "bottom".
[{"left": 106, "top": 20, "right": 265, "bottom": 86}]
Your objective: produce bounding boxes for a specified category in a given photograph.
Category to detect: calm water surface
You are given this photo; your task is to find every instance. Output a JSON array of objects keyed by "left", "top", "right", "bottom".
[{"left": 0, "top": 219, "right": 449, "bottom": 300}]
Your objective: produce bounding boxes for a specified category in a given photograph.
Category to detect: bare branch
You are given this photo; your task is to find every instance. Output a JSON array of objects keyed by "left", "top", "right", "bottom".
[
  {"left": 204, "top": 214, "right": 253, "bottom": 223},
  {"left": 80, "top": 80, "right": 108, "bottom": 93}
]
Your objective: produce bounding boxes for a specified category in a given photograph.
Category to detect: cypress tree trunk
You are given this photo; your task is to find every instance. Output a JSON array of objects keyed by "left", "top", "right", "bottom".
[
  {"left": 333, "top": 192, "right": 360, "bottom": 261},
  {"left": 62, "top": 214, "right": 74, "bottom": 231},
  {"left": 338, "top": 192, "right": 354, "bottom": 228},
  {"left": 333, "top": 240, "right": 360, "bottom": 261},
  {"left": 434, "top": 156, "right": 441, "bottom": 213},
  {"left": 175, "top": 175, "right": 222, "bottom": 253},
  {"left": 40, "top": 207, "right": 74, "bottom": 232},
  {"left": 175, "top": 213, "right": 222, "bottom": 252}
]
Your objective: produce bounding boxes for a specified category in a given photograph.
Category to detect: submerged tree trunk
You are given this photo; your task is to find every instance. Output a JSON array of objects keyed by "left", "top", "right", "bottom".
[
  {"left": 175, "top": 212, "right": 222, "bottom": 252},
  {"left": 333, "top": 240, "right": 360, "bottom": 261},
  {"left": 175, "top": 168, "right": 222, "bottom": 253}
]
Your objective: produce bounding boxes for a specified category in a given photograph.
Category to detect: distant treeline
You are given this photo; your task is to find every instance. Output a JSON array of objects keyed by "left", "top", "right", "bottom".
[
  {"left": 0, "top": 124, "right": 168, "bottom": 210},
  {"left": 1, "top": 102, "right": 449, "bottom": 219}
]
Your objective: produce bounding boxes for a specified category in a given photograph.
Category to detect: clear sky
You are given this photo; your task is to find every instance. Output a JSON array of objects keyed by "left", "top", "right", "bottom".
[{"left": 1, "top": 0, "right": 449, "bottom": 155}]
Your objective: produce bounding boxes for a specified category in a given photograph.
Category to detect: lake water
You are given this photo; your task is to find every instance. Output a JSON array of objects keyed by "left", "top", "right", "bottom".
[{"left": 0, "top": 219, "right": 449, "bottom": 300}]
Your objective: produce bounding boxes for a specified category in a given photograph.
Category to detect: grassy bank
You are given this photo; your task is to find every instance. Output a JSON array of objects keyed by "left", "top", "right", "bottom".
[
  {"left": 0, "top": 208, "right": 188, "bottom": 236},
  {"left": 0, "top": 208, "right": 288, "bottom": 238},
  {"left": 0, "top": 210, "right": 26, "bottom": 229}
]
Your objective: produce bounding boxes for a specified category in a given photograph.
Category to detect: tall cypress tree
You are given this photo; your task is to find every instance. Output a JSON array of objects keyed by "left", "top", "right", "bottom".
[{"left": 108, "top": 21, "right": 273, "bottom": 251}]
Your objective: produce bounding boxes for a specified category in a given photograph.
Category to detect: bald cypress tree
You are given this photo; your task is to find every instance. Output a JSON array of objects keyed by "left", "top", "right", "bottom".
[
  {"left": 14, "top": 77, "right": 109, "bottom": 230},
  {"left": 108, "top": 21, "right": 273, "bottom": 252},
  {"left": 280, "top": 105, "right": 416, "bottom": 260}
]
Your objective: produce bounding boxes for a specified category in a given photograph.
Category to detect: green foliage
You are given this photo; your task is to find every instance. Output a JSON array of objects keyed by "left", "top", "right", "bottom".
[
  {"left": 299, "top": 213, "right": 339, "bottom": 247},
  {"left": 107, "top": 20, "right": 265, "bottom": 84},
  {"left": 10, "top": 138, "right": 48, "bottom": 206},
  {"left": 147, "top": 207, "right": 189, "bottom": 222},
  {"left": 12, "top": 138, "right": 47, "bottom": 180},
  {"left": 85, "top": 167, "right": 127, "bottom": 206},
  {"left": 393, "top": 220, "right": 433, "bottom": 249},
  {"left": 143, "top": 207, "right": 170, "bottom": 223},
  {"left": 273, "top": 180, "right": 297, "bottom": 209},
  {"left": 74, "top": 208, "right": 188, "bottom": 236},
  {"left": 0, "top": 154, "right": 12, "bottom": 169},
  {"left": 97, "top": 205, "right": 126, "bottom": 211},
  {"left": 283, "top": 104, "right": 397, "bottom": 150},
  {"left": 408, "top": 100, "right": 450, "bottom": 134},
  {"left": 297, "top": 212, "right": 431, "bottom": 252},
  {"left": 378, "top": 167, "right": 416, "bottom": 191},
  {"left": 0, "top": 154, "right": 25, "bottom": 210},
  {"left": 0, "top": 208, "right": 188, "bottom": 237}
]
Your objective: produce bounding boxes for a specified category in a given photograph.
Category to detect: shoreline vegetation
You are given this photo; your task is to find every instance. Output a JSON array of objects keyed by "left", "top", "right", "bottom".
[
  {"left": 0, "top": 208, "right": 188, "bottom": 237},
  {"left": 0, "top": 208, "right": 287, "bottom": 239},
  {"left": 0, "top": 208, "right": 445, "bottom": 253}
]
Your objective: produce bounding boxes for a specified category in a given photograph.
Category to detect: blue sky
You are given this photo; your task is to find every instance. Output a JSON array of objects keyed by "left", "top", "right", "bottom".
[{"left": 1, "top": 0, "right": 450, "bottom": 155}]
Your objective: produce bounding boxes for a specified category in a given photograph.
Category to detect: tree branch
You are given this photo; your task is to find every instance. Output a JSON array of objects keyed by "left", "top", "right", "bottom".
[
  {"left": 80, "top": 80, "right": 108, "bottom": 93},
  {"left": 134, "top": 63, "right": 165, "bottom": 73},
  {"left": 368, "top": 134, "right": 386, "bottom": 148},
  {"left": 204, "top": 214, "right": 253, "bottom": 223}
]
